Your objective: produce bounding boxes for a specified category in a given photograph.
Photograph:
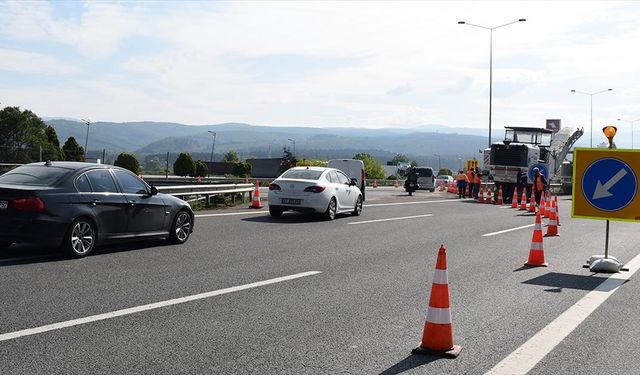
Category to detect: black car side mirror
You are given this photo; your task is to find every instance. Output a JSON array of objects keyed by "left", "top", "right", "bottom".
[
  {"left": 149, "top": 186, "right": 158, "bottom": 196},
  {"left": 349, "top": 178, "right": 357, "bottom": 186}
]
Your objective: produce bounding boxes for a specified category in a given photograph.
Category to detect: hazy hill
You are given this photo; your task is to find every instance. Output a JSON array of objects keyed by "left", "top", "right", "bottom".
[{"left": 45, "top": 119, "right": 491, "bottom": 163}]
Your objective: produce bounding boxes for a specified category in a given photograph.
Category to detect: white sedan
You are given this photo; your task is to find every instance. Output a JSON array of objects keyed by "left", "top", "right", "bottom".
[{"left": 267, "top": 166, "right": 363, "bottom": 220}]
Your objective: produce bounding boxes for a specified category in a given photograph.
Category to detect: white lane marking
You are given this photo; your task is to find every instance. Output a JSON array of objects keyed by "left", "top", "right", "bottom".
[
  {"left": 482, "top": 224, "right": 535, "bottom": 237},
  {"left": 0, "top": 271, "right": 321, "bottom": 343},
  {"left": 486, "top": 253, "right": 640, "bottom": 375},
  {"left": 348, "top": 214, "right": 433, "bottom": 225},
  {"left": 196, "top": 211, "right": 266, "bottom": 218},
  {"left": 365, "top": 199, "right": 461, "bottom": 207}
]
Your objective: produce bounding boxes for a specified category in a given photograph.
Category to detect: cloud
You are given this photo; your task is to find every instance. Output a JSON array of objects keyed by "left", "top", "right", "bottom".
[{"left": 0, "top": 48, "right": 78, "bottom": 75}]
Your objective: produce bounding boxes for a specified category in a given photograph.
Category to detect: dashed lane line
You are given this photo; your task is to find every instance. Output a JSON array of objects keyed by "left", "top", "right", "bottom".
[
  {"left": 486, "top": 252, "right": 640, "bottom": 375},
  {"left": 482, "top": 224, "right": 535, "bottom": 237},
  {"left": 347, "top": 214, "right": 433, "bottom": 225},
  {"left": 0, "top": 271, "right": 322, "bottom": 343}
]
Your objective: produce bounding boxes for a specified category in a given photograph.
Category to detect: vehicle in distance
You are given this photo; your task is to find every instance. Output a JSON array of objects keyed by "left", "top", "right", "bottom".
[
  {"left": 414, "top": 167, "right": 436, "bottom": 192},
  {"left": 0, "top": 161, "right": 194, "bottom": 258},
  {"left": 326, "top": 159, "right": 366, "bottom": 201},
  {"left": 267, "top": 166, "right": 363, "bottom": 220},
  {"left": 435, "top": 175, "right": 454, "bottom": 187}
]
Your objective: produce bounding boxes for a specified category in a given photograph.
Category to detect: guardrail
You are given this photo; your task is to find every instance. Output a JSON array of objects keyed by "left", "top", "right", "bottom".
[{"left": 156, "top": 183, "right": 254, "bottom": 204}]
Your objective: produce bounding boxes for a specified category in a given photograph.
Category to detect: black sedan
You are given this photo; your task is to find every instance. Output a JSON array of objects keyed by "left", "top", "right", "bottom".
[{"left": 0, "top": 161, "right": 194, "bottom": 258}]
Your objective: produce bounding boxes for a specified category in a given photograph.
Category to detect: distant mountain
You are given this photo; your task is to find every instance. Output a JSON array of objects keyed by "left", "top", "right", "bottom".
[{"left": 45, "top": 120, "right": 493, "bottom": 165}]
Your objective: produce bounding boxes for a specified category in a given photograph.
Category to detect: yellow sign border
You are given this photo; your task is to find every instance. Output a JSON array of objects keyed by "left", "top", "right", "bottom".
[{"left": 572, "top": 148, "right": 640, "bottom": 222}]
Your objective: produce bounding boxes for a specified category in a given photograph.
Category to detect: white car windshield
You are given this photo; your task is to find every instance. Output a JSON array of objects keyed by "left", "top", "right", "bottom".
[{"left": 281, "top": 169, "right": 323, "bottom": 180}]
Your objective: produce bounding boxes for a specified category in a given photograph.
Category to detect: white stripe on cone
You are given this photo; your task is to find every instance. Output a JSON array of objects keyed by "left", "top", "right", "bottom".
[
  {"left": 432, "top": 269, "right": 448, "bottom": 285},
  {"left": 426, "top": 306, "right": 453, "bottom": 325}
]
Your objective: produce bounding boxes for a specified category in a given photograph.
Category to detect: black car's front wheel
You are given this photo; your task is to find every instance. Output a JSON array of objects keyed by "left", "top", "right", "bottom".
[
  {"left": 63, "top": 218, "right": 96, "bottom": 258},
  {"left": 169, "top": 210, "right": 192, "bottom": 244}
]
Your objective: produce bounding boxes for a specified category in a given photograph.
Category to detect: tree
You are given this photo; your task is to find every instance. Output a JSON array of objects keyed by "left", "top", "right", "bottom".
[
  {"left": 173, "top": 152, "right": 196, "bottom": 177},
  {"left": 62, "top": 137, "right": 85, "bottom": 162},
  {"left": 0, "top": 106, "right": 51, "bottom": 163},
  {"left": 296, "top": 158, "right": 327, "bottom": 167},
  {"left": 279, "top": 146, "right": 296, "bottom": 173},
  {"left": 354, "top": 152, "right": 384, "bottom": 180},
  {"left": 114, "top": 152, "right": 141, "bottom": 174},
  {"left": 410, "top": 160, "right": 418, "bottom": 167},
  {"left": 194, "top": 160, "right": 209, "bottom": 177},
  {"left": 43, "top": 126, "right": 65, "bottom": 161},
  {"left": 390, "top": 153, "right": 409, "bottom": 165},
  {"left": 222, "top": 149, "right": 240, "bottom": 163},
  {"left": 231, "top": 161, "right": 251, "bottom": 177}
]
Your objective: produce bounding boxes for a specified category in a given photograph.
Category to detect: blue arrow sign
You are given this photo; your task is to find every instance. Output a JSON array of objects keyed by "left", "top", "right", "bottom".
[
  {"left": 582, "top": 158, "right": 637, "bottom": 212},
  {"left": 528, "top": 163, "right": 548, "bottom": 182}
]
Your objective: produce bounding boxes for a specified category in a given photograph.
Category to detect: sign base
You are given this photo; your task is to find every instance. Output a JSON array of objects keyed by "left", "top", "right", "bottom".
[{"left": 585, "top": 255, "right": 622, "bottom": 273}]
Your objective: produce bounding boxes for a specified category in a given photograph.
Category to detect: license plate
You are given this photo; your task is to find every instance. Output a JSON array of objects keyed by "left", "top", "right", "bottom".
[
  {"left": 0, "top": 200, "right": 7, "bottom": 210},
  {"left": 281, "top": 198, "right": 301, "bottom": 205}
]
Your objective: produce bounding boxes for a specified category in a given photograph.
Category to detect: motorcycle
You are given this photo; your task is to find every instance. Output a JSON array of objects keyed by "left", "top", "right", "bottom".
[{"left": 404, "top": 174, "right": 419, "bottom": 196}]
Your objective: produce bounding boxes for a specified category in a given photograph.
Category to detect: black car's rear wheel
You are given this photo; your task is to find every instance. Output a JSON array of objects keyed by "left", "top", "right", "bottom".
[
  {"left": 64, "top": 218, "right": 96, "bottom": 258},
  {"left": 169, "top": 210, "right": 192, "bottom": 244}
]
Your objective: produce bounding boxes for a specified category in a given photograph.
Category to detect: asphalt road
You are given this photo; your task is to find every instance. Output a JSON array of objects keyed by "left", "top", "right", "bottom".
[{"left": 2, "top": 187, "right": 639, "bottom": 374}]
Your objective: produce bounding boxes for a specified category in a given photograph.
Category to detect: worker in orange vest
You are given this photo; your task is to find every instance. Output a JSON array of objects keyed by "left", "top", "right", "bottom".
[
  {"left": 466, "top": 168, "right": 475, "bottom": 199},
  {"left": 455, "top": 170, "right": 469, "bottom": 198},
  {"left": 532, "top": 167, "right": 548, "bottom": 205},
  {"left": 473, "top": 169, "right": 482, "bottom": 199}
]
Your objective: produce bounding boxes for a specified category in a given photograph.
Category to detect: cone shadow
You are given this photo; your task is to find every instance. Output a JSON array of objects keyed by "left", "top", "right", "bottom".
[
  {"left": 522, "top": 272, "right": 622, "bottom": 292},
  {"left": 379, "top": 354, "right": 441, "bottom": 375}
]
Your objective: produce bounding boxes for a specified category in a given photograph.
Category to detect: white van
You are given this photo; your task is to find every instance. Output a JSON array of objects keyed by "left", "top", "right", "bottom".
[
  {"left": 414, "top": 167, "right": 435, "bottom": 192},
  {"left": 327, "top": 159, "right": 366, "bottom": 201}
]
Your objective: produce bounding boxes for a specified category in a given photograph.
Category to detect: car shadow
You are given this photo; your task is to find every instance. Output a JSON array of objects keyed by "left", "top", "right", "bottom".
[
  {"left": 0, "top": 238, "right": 172, "bottom": 266},
  {"left": 242, "top": 212, "right": 335, "bottom": 224}
]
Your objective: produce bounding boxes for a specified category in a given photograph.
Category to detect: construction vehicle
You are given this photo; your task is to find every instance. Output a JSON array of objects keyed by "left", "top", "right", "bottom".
[{"left": 483, "top": 126, "right": 583, "bottom": 202}]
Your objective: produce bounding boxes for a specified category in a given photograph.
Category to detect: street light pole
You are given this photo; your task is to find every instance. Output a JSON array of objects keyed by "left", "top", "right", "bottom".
[
  {"left": 434, "top": 154, "right": 441, "bottom": 171},
  {"left": 617, "top": 118, "right": 639, "bottom": 149},
  {"left": 208, "top": 131, "right": 217, "bottom": 162},
  {"left": 459, "top": 19, "right": 526, "bottom": 148},
  {"left": 288, "top": 138, "right": 296, "bottom": 159},
  {"left": 81, "top": 118, "right": 91, "bottom": 158},
  {"left": 571, "top": 89, "right": 612, "bottom": 148}
]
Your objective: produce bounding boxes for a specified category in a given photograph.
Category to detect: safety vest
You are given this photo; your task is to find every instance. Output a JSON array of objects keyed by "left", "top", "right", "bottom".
[
  {"left": 456, "top": 173, "right": 467, "bottom": 181},
  {"left": 535, "top": 175, "right": 545, "bottom": 191},
  {"left": 474, "top": 174, "right": 481, "bottom": 184},
  {"left": 466, "top": 170, "right": 474, "bottom": 183}
]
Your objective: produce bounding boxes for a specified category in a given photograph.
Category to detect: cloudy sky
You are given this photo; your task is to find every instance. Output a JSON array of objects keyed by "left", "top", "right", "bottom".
[{"left": 1, "top": 1, "right": 639, "bottom": 146}]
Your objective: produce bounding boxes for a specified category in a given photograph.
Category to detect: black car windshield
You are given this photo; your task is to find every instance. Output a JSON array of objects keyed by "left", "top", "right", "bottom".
[
  {"left": 281, "top": 169, "right": 323, "bottom": 180},
  {"left": 0, "top": 165, "right": 70, "bottom": 186}
]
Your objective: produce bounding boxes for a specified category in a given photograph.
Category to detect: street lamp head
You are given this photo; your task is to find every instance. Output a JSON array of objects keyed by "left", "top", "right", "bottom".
[
  {"left": 571, "top": 89, "right": 576, "bottom": 92},
  {"left": 458, "top": 21, "right": 465, "bottom": 24},
  {"left": 607, "top": 88, "right": 613, "bottom": 91},
  {"left": 518, "top": 19, "right": 526, "bottom": 22}
]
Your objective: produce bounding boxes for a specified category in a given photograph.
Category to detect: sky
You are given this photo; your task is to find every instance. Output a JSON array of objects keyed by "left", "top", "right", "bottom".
[{"left": 1, "top": 1, "right": 639, "bottom": 147}]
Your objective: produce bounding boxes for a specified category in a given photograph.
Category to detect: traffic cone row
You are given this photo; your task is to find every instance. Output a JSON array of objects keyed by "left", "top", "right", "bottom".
[{"left": 413, "top": 245, "right": 462, "bottom": 358}]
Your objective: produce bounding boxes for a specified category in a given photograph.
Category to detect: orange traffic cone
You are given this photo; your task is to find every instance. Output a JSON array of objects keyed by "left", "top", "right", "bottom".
[
  {"left": 540, "top": 195, "right": 547, "bottom": 218},
  {"left": 248, "top": 181, "right": 263, "bottom": 209},
  {"left": 485, "top": 187, "right": 492, "bottom": 204},
  {"left": 244, "top": 176, "right": 249, "bottom": 184},
  {"left": 439, "top": 181, "right": 445, "bottom": 191},
  {"left": 545, "top": 201, "right": 559, "bottom": 237},
  {"left": 519, "top": 188, "right": 527, "bottom": 210},
  {"left": 394, "top": 179, "right": 399, "bottom": 188},
  {"left": 511, "top": 187, "right": 519, "bottom": 209},
  {"left": 496, "top": 186, "right": 504, "bottom": 205},
  {"left": 373, "top": 179, "right": 378, "bottom": 188},
  {"left": 528, "top": 190, "right": 536, "bottom": 213},
  {"left": 525, "top": 212, "right": 548, "bottom": 267},
  {"left": 554, "top": 196, "right": 561, "bottom": 226},
  {"left": 412, "top": 245, "right": 462, "bottom": 358},
  {"left": 477, "top": 184, "right": 484, "bottom": 203}
]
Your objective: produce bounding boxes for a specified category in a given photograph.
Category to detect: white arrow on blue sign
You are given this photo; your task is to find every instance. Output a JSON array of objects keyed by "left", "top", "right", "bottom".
[{"left": 582, "top": 158, "right": 637, "bottom": 211}]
